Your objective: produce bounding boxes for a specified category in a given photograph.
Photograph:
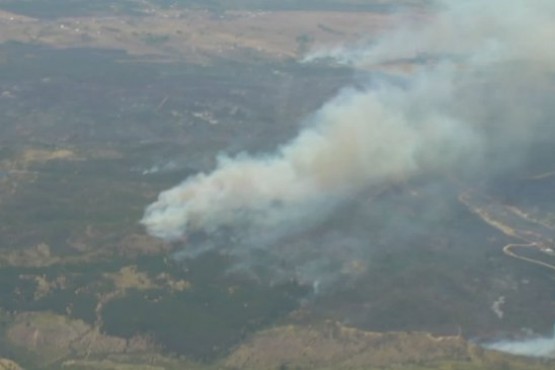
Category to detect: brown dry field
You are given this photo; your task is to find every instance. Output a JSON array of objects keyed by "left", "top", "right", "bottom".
[{"left": 0, "top": 8, "right": 427, "bottom": 62}]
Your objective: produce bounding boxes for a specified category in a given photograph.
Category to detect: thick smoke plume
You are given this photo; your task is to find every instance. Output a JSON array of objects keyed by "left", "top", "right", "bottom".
[{"left": 142, "top": 0, "right": 555, "bottom": 285}]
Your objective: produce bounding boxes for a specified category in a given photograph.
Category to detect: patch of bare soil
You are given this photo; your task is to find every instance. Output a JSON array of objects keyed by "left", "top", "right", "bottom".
[
  {"left": 225, "top": 321, "right": 472, "bottom": 369},
  {"left": 0, "top": 358, "right": 22, "bottom": 370},
  {"left": 5, "top": 312, "right": 155, "bottom": 366}
]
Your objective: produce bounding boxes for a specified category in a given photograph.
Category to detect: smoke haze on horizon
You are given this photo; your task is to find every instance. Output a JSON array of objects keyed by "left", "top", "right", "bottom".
[
  {"left": 485, "top": 330, "right": 555, "bottom": 359},
  {"left": 141, "top": 0, "right": 555, "bottom": 286}
]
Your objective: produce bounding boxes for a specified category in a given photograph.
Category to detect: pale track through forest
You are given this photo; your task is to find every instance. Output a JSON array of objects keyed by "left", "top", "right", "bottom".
[{"left": 459, "top": 173, "right": 555, "bottom": 274}]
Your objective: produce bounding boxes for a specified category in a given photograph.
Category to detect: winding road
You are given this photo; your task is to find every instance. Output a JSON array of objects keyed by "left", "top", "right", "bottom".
[{"left": 459, "top": 188, "right": 555, "bottom": 273}]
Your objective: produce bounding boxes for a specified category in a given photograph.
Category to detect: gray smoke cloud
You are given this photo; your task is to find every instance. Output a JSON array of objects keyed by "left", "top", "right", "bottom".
[{"left": 142, "top": 0, "right": 555, "bottom": 286}]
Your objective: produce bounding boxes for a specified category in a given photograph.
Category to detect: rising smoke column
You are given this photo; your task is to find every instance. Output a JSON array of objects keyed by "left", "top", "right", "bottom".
[
  {"left": 143, "top": 74, "right": 478, "bottom": 240},
  {"left": 142, "top": 0, "right": 555, "bottom": 284}
]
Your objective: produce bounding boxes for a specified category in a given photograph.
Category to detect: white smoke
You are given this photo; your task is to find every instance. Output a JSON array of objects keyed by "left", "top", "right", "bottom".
[
  {"left": 143, "top": 69, "right": 480, "bottom": 241},
  {"left": 485, "top": 329, "right": 555, "bottom": 358},
  {"left": 304, "top": 0, "right": 555, "bottom": 68},
  {"left": 142, "top": 0, "right": 555, "bottom": 284}
]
